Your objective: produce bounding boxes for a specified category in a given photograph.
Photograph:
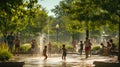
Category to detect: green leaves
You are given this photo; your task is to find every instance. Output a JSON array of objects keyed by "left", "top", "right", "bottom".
[
  {"left": 52, "top": 0, "right": 119, "bottom": 35},
  {"left": 0, "top": 0, "right": 48, "bottom": 37}
]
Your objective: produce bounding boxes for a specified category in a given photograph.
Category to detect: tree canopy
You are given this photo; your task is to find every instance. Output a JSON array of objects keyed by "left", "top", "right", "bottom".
[
  {"left": 52, "top": 0, "right": 120, "bottom": 37},
  {"left": 0, "top": 0, "right": 48, "bottom": 36}
]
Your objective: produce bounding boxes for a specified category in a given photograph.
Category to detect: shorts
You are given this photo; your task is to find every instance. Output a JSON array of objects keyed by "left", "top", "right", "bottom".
[
  {"left": 62, "top": 52, "right": 67, "bottom": 56},
  {"left": 85, "top": 47, "right": 90, "bottom": 51}
]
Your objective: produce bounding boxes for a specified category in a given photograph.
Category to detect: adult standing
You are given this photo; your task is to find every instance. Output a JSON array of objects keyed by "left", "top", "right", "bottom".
[
  {"left": 7, "top": 32, "right": 15, "bottom": 52},
  {"left": 89, "top": 39, "right": 92, "bottom": 57},
  {"left": 106, "top": 41, "right": 112, "bottom": 55},
  {"left": 14, "top": 36, "right": 20, "bottom": 54},
  {"left": 31, "top": 39, "right": 37, "bottom": 54},
  {"left": 72, "top": 40, "right": 77, "bottom": 51},
  {"left": 84, "top": 37, "right": 91, "bottom": 58},
  {"left": 99, "top": 43, "right": 106, "bottom": 55},
  {"left": 108, "top": 39, "right": 116, "bottom": 55},
  {"left": 109, "top": 39, "right": 115, "bottom": 51}
]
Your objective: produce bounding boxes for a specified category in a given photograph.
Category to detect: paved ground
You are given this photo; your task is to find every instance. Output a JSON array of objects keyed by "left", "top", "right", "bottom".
[{"left": 11, "top": 54, "right": 118, "bottom": 67}]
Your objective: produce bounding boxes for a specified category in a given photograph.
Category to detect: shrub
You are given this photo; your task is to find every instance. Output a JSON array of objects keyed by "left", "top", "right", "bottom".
[
  {"left": 20, "top": 43, "right": 31, "bottom": 52},
  {"left": 66, "top": 45, "right": 73, "bottom": 49},
  {"left": 114, "top": 39, "right": 119, "bottom": 46},
  {"left": 0, "top": 44, "right": 9, "bottom": 49},
  {"left": 92, "top": 46, "right": 100, "bottom": 51},
  {"left": 0, "top": 49, "right": 12, "bottom": 61}
]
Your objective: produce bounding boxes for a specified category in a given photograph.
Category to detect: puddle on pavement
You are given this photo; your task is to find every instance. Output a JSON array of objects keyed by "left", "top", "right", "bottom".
[
  {"left": 12, "top": 54, "right": 115, "bottom": 67},
  {"left": 23, "top": 57, "right": 95, "bottom": 67}
]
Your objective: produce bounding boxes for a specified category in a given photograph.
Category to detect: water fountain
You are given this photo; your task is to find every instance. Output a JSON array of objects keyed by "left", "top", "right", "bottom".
[{"left": 39, "top": 34, "right": 46, "bottom": 56}]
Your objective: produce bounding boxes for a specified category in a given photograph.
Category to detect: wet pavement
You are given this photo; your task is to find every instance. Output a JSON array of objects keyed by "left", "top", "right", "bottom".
[{"left": 11, "top": 54, "right": 118, "bottom": 67}]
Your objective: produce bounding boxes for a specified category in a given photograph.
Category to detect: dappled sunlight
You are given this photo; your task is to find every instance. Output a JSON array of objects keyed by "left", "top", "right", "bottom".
[
  {"left": 0, "top": 0, "right": 119, "bottom": 67},
  {"left": 16, "top": 54, "right": 117, "bottom": 67}
]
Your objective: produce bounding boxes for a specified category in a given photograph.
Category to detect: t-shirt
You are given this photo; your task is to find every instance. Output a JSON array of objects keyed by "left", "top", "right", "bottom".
[{"left": 7, "top": 35, "right": 14, "bottom": 44}]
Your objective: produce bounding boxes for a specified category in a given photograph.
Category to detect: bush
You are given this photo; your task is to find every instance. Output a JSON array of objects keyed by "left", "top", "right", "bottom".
[
  {"left": 92, "top": 46, "right": 100, "bottom": 51},
  {"left": 114, "top": 39, "right": 119, "bottom": 46},
  {"left": 0, "top": 49, "right": 12, "bottom": 61},
  {"left": 66, "top": 45, "right": 73, "bottom": 49},
  {"left": 20, "top": 43, "right": 31, "bottom": 52},
  {"left": 0, "top": 44, "right": 9, "bottom": 49}
]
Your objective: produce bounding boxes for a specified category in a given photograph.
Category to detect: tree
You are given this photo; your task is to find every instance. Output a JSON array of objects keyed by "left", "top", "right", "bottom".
[
  {"left": 52, "top": 0, "right": 100, "bottom": 39},
  {"left": 0, "top": 0, "right": 25, "bottom": 35},
  {"left": 52, "top": 0, "right": 119, "bottom": 39},
  {"left": 22, "top": 6, "right": 48, "bottom": 36},
  {"left": 0, "top": 0, "right": 48, "bottom": 36}
]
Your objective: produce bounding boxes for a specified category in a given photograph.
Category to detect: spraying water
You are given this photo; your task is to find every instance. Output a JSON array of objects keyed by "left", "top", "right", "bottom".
[{"left": 40, "top": 34, "right": 46, "bottom": 56}]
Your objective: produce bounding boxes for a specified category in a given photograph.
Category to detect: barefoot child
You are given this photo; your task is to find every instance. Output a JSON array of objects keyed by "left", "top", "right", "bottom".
[
  {"left": 62, "top": 44, "right": 67, "bottom": 61},
  {"left": 43, "top": 46, "right": 47, "bottom": 60}
]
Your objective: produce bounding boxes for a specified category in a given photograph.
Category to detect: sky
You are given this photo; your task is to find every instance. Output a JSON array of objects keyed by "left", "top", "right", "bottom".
[{"left": 38, "top": 0, "right": 62, "bottom": 16}]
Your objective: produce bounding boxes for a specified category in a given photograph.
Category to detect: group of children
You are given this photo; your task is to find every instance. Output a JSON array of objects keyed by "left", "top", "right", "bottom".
[
  {"left": 42, "top": 38, "right": 92, "bottom": 61},
  {"left": 39, "top": 38, "right": 116, "bottom": 61},
  {"left": 42, "top": 44, "right": 67, "bottom": 61},
  {"left": 99, "top": 39, "right": 116, "bottom": 56}
]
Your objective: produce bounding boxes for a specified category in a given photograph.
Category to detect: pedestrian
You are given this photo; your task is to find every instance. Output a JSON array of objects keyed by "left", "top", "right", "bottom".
[
  {"left": 79, "top": 41, "right": 84, "bottom": 55},
  {"left": 107, "top": 41, "right": 111, "bottom": 48},
  {"left": 14, "top": 36, "right": 20, "bottom": 55},
  {"left": 31, "top": 39, "right": 37, "bottom": 55},
  {"left": 99, "top": 43, "right": 106, "bottom": 55},
  {"left": 72, "top": 40, "right": 77, "bottom": 51},
  {"left": 106, "top": 41, "right": 111, "bottom": 55},
  {"left": 61, "top": 44, "right": 67, "bottom": 61},
  {"left": 84, "top": 37, "right": 91, "bottom": 58},
  {"left": 43, "top": 46, "right": 47, "bottom": 60},
  {"left": 109, "top": 39, "right": 115, "bottom": 52},
  {"left": 7, "top": 32, "right": 15, "bottom": 52},
  {"left": 89, "top": 39, "right": 92, "bottom": 57}
]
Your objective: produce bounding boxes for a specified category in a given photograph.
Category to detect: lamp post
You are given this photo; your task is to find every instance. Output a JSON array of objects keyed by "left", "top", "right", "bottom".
[
  {"left": 86, "top": 21, "right": 89, "bottom": 39},
  {"left": 86, "top": 29, "right": 89, "bottom": 39},
  {"left": 118, "top": 22, "right": 120, "bottom": 63},
  {"left": 47, "top": 19, "right": 50, "bottom": 43},
  {"left": 56, "top": 24, "right": 59, "bottom": 43}
]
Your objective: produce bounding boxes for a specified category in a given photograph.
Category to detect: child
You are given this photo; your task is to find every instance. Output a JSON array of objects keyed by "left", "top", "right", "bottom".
[
  {"left": 62, "top": 44, "right": 67, "bottom": 61},
  {"left": 43, "top": 46, "right": 47, "bottom": 60},
  {"left": 79, "top": 41, "right": 83, "bottom": 55}
]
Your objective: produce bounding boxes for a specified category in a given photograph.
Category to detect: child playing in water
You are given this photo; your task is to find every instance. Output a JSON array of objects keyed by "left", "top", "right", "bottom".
[
  {"left": 62, "top": 44, "right": 67, "bottom": 61},
  {"left": 43, "top": 46, "right": 47, "bottom": 60}
]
